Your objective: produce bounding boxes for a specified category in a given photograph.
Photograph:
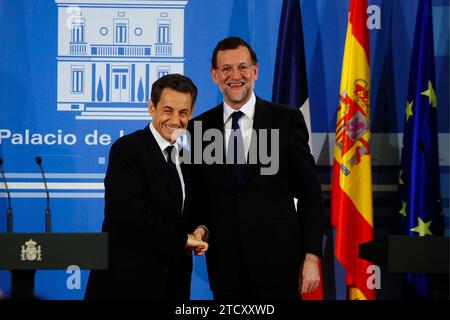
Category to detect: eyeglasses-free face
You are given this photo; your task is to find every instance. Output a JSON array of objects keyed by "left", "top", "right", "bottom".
[
  {"left": 211, "top": 45, "right": 259, "bottom": 110},
  {"left": 148, "top": 88, "right": 194, "bottom": 143}
]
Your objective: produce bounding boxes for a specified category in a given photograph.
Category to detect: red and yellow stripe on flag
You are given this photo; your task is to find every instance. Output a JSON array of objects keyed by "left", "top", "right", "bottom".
[{"left": 331, "top": 0, "right": 375, "bottom": 300}]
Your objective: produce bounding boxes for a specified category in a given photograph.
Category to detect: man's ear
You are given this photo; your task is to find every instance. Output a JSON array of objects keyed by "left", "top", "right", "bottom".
[
  {"left": 188, "top": 105, "right": 195, "bottom": 120},
  {"left": 210, "top": 67, "right": 219, "bottom": 85},
  {"left": 148, "top": 100, "right": 156, "bottom": 117},
  {"left": 253, "top": 63, "right": 259, "bottom": 81}
]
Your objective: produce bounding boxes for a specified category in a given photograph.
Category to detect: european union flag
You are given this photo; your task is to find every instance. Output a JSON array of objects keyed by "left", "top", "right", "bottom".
[{"left": 398, "top": 0, "right": 443, "bottom": 299}]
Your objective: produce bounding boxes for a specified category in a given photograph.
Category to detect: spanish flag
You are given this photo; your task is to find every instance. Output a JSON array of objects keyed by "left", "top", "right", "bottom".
[{"left": 331, "top": 0, "right": 375, "bottom": 300}]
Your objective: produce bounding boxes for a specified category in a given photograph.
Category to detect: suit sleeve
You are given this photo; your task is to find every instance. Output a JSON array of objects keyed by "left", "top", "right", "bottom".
[
  {"left": 288, "top": 108, "right": 324, "bottom": 257},
  {"left": 104, "top": 137, "right": 187, "bottom": 258}
]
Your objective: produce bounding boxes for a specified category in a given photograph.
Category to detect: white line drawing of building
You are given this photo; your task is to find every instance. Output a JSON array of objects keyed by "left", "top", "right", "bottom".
[{"left": 55, "top": 0, "right": 187, "bottom": 120}]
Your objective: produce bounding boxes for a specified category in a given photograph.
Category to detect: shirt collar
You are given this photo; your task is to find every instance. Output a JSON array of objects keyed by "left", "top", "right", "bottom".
[
  {"left": 149, "top": 122, "right": 181, "bottom": 155},
  {"left": 223, "top": 92, "right": 256, "bottom": 124}
]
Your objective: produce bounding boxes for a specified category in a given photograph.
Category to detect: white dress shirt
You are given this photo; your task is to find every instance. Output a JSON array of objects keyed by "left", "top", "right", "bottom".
[
  {"left": 149, "top": 122, "right": 185, "bottom": 209},
  {"left": 223, "top": 92, "right": 256, "bottom": 161}
]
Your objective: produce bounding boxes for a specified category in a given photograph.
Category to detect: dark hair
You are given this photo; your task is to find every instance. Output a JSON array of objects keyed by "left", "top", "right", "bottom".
[
  {"left": 151, "top": 73, "right": 198, "bottom": 107},
  {"left": 211, "top": 36, "right": 258, "bottom": 69}
]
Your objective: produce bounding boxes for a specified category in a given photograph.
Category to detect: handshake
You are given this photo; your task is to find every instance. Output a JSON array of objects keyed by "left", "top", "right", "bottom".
[{"left": 185, "top": 226, "right": 209, "bottom": 256}]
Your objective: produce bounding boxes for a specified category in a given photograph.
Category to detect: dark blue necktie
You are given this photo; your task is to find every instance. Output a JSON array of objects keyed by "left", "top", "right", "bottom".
[
  {"left": 227, "top": 111, "right": 246, "bottom": 186},
  {"left": 165, "top": 145, "right": 183, "bottom": 214}
]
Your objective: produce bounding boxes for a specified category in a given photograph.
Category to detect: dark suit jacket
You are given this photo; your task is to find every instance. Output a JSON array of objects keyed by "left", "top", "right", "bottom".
[
  {"left": 189, "top": 97, "right": 323, "bottom": 298},
  {"left": 85, "top": 125, "right": 193, "bottom": 300}
]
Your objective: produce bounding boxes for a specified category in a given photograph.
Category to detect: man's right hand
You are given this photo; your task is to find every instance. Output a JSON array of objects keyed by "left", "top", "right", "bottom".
[
  {"left": 193, "top": 226, "right": 209, "bottom": 242},
  {"left": 185, "top": 234, "right": 208, "bottom": 256}
]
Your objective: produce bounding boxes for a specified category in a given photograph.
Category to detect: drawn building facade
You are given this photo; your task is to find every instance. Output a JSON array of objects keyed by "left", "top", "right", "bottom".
[{"left": 55, "top": 0, "right": 187, "bottom": 120}]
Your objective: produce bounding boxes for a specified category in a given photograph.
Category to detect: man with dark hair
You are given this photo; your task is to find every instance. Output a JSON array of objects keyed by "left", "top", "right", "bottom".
[
  {"left": 211, "top": 36, "right": 258, "bottom": 70},
  {"left": 85, "top": 73, "right": 207, "bottom": 300},
  {"left": 190, "top": 37, "right": 323, "bottom": 300}
]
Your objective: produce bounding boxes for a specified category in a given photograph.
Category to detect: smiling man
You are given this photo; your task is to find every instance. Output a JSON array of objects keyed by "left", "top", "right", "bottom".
[
  {"left": 189, "top": 37, "right": 323, "bottom": 300},
  {"left": 85, "top": 74, "right": 208, "bottom": 300}
]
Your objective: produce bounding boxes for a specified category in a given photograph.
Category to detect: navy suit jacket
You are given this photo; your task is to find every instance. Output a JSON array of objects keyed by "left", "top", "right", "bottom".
[
  {"left": 189, "top": 97, "right": 323, "bottom": 296},
  {"left": 85, "top": 125, "right": 193, "bottom": 300}
]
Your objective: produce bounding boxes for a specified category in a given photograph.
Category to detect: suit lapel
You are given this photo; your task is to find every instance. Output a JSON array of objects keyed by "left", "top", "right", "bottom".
[
  {"left": 180, "top": 150, "right": 191, "bottom": 218},
  {"left": 212, "top": 99, "right": 273, "bottom": 190},
  {"left": 209, "top": 104, "right": 241, "bottom": 190},
  {"left": 141, "top": 126, "right": 182, "bottom": 216},
  {"left": 241, "top": 97, "right": 273, "bottom": 187},
  {"left": 142, "top": 125, "right": 169, "bottom": 174}
]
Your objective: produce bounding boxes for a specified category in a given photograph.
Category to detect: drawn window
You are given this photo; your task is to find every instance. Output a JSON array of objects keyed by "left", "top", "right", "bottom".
[
  {"left": 115, "top": 23, "right": 128, "bottom": 43},
  {"left": 71, "top": 19, "right": 85, "bottom": 43},
  {"left": 158, "top": 71, "right": 168, "bottom": 79},
  {"left": 157, "top": 67, "right": 170, "bottom": 79},
  {"left": 71, "top": 66, "right": 84, "bottom": 93},
  {"left": 158, "top": 25, "right": 170, "bottom": 43}
]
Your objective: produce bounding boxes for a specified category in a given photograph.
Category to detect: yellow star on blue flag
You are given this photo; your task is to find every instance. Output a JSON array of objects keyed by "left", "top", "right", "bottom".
[
  {"left": 420, "top": 81, "right": 437, "bottom": 108},
  {"left": 399, "top": 201, "right": 407, "bottom": 217},
  {"left": 405, "top": 101, "right": 413, "bottom": 121},
  {"left": 410, "top": 217, "right": 433, "bottom": 237}
]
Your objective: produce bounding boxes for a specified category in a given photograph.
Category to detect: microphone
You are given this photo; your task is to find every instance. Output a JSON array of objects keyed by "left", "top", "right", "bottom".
[
  {"left": 35, "top": 156, "right": 51, "bottom": 233},
  {"left": 0, "top": 158, "right": 13, "bottom": 232},
  {"left": 417, "top": 141, "right": 444, "bottom": 234}
]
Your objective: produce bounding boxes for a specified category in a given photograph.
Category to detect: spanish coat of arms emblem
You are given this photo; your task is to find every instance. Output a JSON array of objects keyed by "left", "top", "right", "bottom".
[{"left": 20, "top": 239, "right": 42, "bottom": 261}]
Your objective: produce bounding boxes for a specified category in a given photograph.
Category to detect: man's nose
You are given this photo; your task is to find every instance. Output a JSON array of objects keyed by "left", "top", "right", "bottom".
[
  {"left": 230, "top": 67, "right": 241, "bottom": 79},
  {"left": 169, "top": 114, "right": 181, "bottom": 124}
]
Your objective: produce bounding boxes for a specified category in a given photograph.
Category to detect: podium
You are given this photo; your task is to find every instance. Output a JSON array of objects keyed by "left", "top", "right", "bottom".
[
  {"left": 0, "top": 233, "right": 108, "bottom": 299},
  {"left": 359, "top": 235, "right": 449, "bottom": 274}
]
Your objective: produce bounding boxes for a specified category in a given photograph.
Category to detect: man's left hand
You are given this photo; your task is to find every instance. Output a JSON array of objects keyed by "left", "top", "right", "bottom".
[{"left": 298, "top": 253, "right": 321, "bottom": 294}]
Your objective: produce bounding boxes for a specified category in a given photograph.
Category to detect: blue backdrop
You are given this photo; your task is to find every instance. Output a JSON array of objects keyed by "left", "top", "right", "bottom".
[{"left": 0, "top": 0, "right": 448, "bottom": 300}]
